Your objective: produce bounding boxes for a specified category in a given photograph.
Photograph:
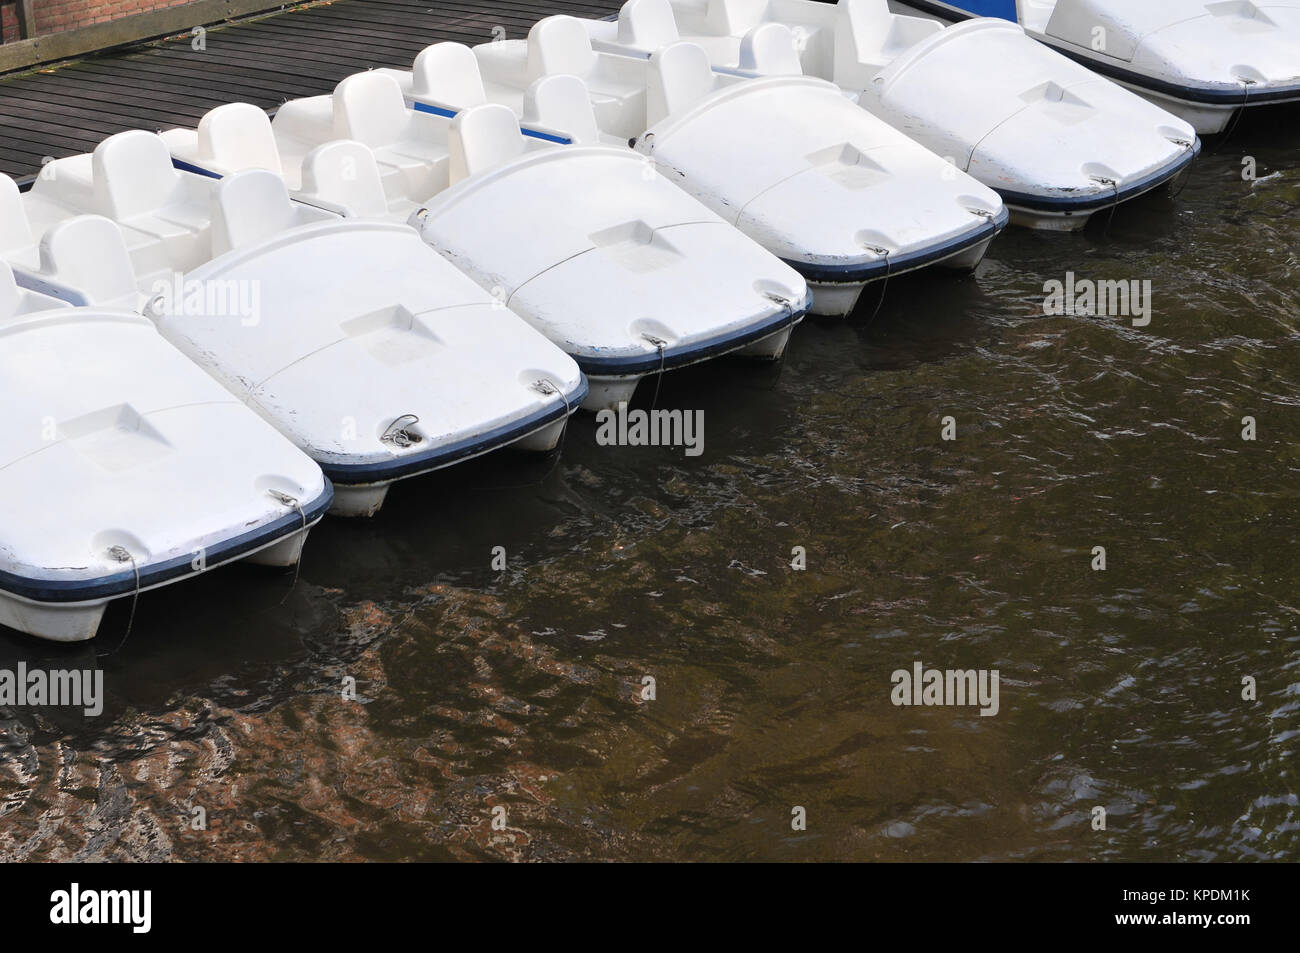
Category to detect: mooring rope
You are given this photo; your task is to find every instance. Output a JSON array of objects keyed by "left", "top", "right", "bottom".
[
  {"left": 761, "top": 291, "right": 800, "bottom": 377},
  {"left": 642, "top": 333, "right": 668, "bottom": 410},
  {"left": 862, "top": 244, "right": 892, "bottom": 324},
  {"left": 267, "top": 489, "right": 307, "bottom": 599},
  {"left": 381, "top": 414, "right": 421, "bottom": 448},
  {"left": 1090, "top": 175, "right": 1120, "bottom": 237},
  {"left": 1216, "top": 80, "right": 1255, "bottom": 152},
  {"left": 98, "top": 544, "right": 140, "bottom": 657},
  {"left": 1168, "top": 138, "right": 1198, "bottom": 200}
]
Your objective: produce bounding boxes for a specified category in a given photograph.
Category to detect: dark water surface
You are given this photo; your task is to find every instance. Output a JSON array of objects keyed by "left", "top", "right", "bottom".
[{"left": 2, "top": 111, "right": 1298, "bottom": 862}]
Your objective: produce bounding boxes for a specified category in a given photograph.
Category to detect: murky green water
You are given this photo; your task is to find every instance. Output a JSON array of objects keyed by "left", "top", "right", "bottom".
[{"left": 2, "top": 110, "right": 1297, "bottom": 862}]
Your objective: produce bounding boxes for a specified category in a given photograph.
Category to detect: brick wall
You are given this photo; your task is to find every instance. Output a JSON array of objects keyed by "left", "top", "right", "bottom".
[{"left": 2, "top": 0, "right": 201, "bottom": 43}]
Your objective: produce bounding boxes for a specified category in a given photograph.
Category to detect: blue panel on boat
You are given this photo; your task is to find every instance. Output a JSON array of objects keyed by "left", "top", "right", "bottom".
[{"left": 937, "top": 0, "right": 1019, "bottom": 21}]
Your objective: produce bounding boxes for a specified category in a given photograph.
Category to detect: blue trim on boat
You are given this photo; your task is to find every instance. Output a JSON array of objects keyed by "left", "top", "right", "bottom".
[
  {"left": 171, "top": 156, "right": 223, "bottom": 179},
  {"left": 576, "top": 293, "right": 811, "bottom": 376},
  {"left": 320, "top": 376, "right": 589, "bottom": 484},
  {"left": 997, "top": 140, "right": 1200, "bottom": 214},
  {"left": 0, "top": 482, "right": 335, "bottom": 605},
  {"left": 903, "top": 0, "right": 1300, "bottom": 108},
  {"left": 520, "top": 127, "right": 574, "bottom": 145},
  {"left": 1035, "top": 43, "right": 1300, "bottom": 108},
  {"left": 784, "top": 206, "right": 1007, "bottom": 283},
  {"left": 412, "top": 101, "right": 457, "bottom": 119},
  {"left": 411, "top": 100, "right": 573, "bottom": 144}
]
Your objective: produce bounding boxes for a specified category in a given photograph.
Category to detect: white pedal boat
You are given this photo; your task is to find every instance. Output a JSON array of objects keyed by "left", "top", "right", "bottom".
[
  {"left": 457, "top": 16, "right": 1006, "bottom": 316},
  {"left": 900, "top": 0, "right": 1300, "bottom": 134},
  {"left": 0, "top": 248, "right": 330, "bottom": 643},
  {"left": 10, "top": 131, "right": 585, "bottom": 518},
  {"left": 584, "top": 0, "right": 1200, "bottom": 231},
  {"left": 164, "top": 76, "right": 809, "bottom": 409}
]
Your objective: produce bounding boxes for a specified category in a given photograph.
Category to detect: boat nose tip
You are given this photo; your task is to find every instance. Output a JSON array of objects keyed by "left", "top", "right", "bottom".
[
  {"left": 753, "top": 278, "right": 804, "bottom": 308},
  {"left": 853, "top": 229, "right": 895, "bottom": 257},
  {"left": 628, "top": 318, "right": 677, "bottom": 351},
  {"left": 92, "top": 531, "right": 152, "bottom": 565}
]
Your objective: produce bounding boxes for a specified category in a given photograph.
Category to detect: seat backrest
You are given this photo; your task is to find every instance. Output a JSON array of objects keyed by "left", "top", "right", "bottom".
[
  {"left": 0, "top": 174, "right": 34, "bottom": 256},
  {"left": 92, "top": 130, "right": 183, "bottom": 220},
  {"left": 212, "top": 169, "right": 302, "bottom": 255},
  {"left": 838, "top": 0, "right": 894, "bottom": 55},
  {"left": 300, "top": 140, "right": 390, "bottom": 218},
  {"left": 523, "top": 74, "right": 601, "bottom": 144},
  {"left": 412, "top": 42, "right": 488, "bottom": 110},
  {"left": 198, "top": 102, "right": 283, "bottom": 175},
  {"left": 647, "top": 41, "right": 717, "bottom": 126},
  {"left": 617, "top": 0, "right": 681, "bottom": 50},
  {"left": 38, "top": 215, "right": 138, "bottom": 307},
  {"left": 738, "top": 22, "right": 803, "bottom": 74},
  {"left": 333, "top": 72, "right": 413, "bottom": 147},
  {"left": 707, "top": 0, "right": 769, "bottom": 35},
  {"left": 448, "top": 104, "right": 527, "bottom": 186},
  {"left": 527, "top": 16, "right": 599, "bottom": 81}
]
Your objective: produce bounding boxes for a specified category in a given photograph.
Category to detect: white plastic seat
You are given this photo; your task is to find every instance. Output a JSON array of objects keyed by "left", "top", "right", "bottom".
[
  {"left": 617, "top": 0, "right": 681, "bottom": 49},
  {"left": 834, "top": 0, "right": 943, "bottom": 79},
  {"left": 299, "top": 140, "right": 392, "bottom": 218},
  {"left": 738, "top": 21, "right": 803, "bottom": 74},
  {"left": 527, "top": 15, "right": 601, "bottom": 81},
  {"left": 91, "top": 130, "right": 188, "bottom": 221},
  {"left": 211, "top": 169, "right": 328, "bottom": 255},
  {"left": 37, "top": 215, "right": 138, "bottom": 309},
  {"left": 523, "top": 74, "right": 602, "bottom": 144},
  {"left": 334, "top": 72, "right": 416, "bottom": 148},
  {"left": 412, "top": 42, "right": 489, "bottom": 110},
  {"left": 449, "top": 104, "right": 527, "bottom": 185},
  {"left": 648, "top": 41, "right": 719, "bottom": 125},
  {"left": 197, "top": 102, "right": 283, "bottom": 175}
]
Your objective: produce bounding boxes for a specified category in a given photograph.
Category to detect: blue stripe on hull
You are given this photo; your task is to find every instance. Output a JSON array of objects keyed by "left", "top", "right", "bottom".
[
  {"left": 0, "top": 483, "right": 335, "bottom": 604},
  {"left": 321, "top": 377, "right": 588, "bottom": 484}
]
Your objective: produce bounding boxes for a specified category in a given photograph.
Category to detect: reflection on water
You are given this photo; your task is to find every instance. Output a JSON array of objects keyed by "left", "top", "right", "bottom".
[{"left": 1, "top": 110, "right": 1298, "bottom": 862}]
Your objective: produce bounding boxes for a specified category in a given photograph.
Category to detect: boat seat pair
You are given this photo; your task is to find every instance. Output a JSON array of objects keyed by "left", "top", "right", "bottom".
[
  {"left": 412, "top": 42, "right": 605, "bottom": 145},
  {"left": 479, "top": 17, "right": 649, "bottom": 139},
  {"left": 29, "top": 131, "right": 336, "bottom": 285},
  {"left": 295, "top": 97, "right": 535, "bottom": 196},
  {"left": 335, "top": 73, "right": 453, "bottom": 201},
  {"left": 277, "top": 74, "right": 452, "bottom": 203},
  {"left": 34, "top": 132, "right": 216, "bottom": 280},
  {"left": 0, "top": 173, "right": 139, "bottom": 308}
]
